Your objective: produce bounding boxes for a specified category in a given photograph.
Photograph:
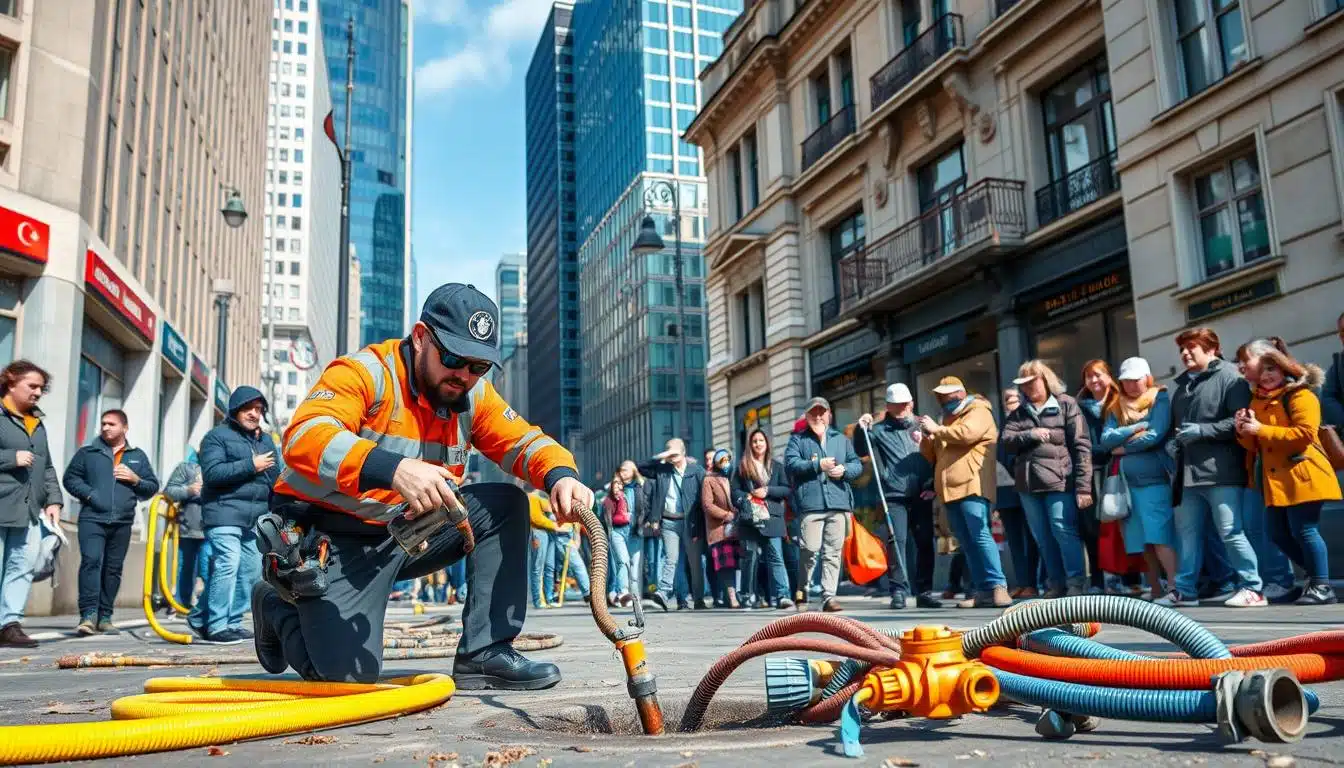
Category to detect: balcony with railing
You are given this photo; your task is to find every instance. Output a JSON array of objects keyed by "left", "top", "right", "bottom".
[
  {"left": 837, "top": 179, "right": 1027, "bottom": 310},
  {"left": 870, "top": 14, "right": 965, "bottom": 112},
  {"left": 801, "top": 104, "right": 857, "bottom": 172},
  {"left": 1034, "top": 152, "right": 1119, "bottom": 227}
]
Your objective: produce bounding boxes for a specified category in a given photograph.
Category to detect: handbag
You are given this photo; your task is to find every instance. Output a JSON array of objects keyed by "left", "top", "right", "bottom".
[
  {"left": 1097, "top": 458, "right": 1130, "bottom": 523},
  {"left": 842, "top": 514, "right": 888, "bottom": 585}
]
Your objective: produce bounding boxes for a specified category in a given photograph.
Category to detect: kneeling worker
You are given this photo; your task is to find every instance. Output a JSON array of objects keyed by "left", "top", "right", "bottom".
[{"left": 253, "top": 283, "right": 593, "bottom": 688}]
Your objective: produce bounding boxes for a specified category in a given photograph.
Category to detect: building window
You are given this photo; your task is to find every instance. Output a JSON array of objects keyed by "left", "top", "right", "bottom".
[
  {"left": 292, "top": 193, "right": 303, "bottom": 208},
  {"left": 291, "top": 216, "right": 302, "bottom": 230},
  {"left": 917, "top": 143, "right": 967, "bottom": 256},
  {"left": 812, "top": 70, "right": 831, "bottom": 126},
  {"left": 0, "top": 0, "right": 15, "bottom": 17},
  {"left": 287, "top": 371, "right": 298, "bottom": 385},
  {"left": 1037, "top": 55, "right": 1118, "bottom": 225},
  {"left": 828, "top": 209, "right": 866, "bottom": 302},
  {"left": 1191, "top": 151, "right": 1270, "bottom": 280},
  {"left": 728, "top": 145, "right": 743, "bottom": 221},
  {"left": 290, "top": 238, "right": 301, "bottom": 252},
  {"left": 737, "top": 280, "right": 766, "bottom": 356},
  {"left": 297, "top": 42, "right": 307, "bottom": 55},
  {"left": 743, "top": 129, "right": 759, "bottom": 210},
  {"left": 0, "top": 45, "right": 13, "bottom": 121},
  {"left": 1171, "top": 0, "right": 1249, "bottom": 100},
  {"left": 290, "top": 261, "right": 301, "bottom": 276}
]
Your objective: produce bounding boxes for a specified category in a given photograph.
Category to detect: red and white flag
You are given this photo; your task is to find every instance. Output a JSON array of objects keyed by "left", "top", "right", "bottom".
[{"left": 324, "top": 109, "right": 342, "bottom": 161}]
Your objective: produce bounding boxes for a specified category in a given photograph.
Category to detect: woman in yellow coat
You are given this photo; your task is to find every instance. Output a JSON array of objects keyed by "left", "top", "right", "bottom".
[{"left": 1235, "top": 341, "right": 1341, "bottom": 605}]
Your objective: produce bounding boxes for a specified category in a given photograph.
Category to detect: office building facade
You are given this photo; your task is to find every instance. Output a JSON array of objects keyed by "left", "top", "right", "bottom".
[
  {"left": 690, "top": 0, "right": 1344, "bottom": 471},
  {"left": 524, "top": 2, "right": 581, "bottom": 452},
  {"left": 319, "top": 0, "right": 412, "bottom": 345},
  {"left": 1, "top": 0, "right": 270, "bottom": 615},
  {"left": 263, "top": 0, "right": 342, "bottom": 430},
  {"left": 496, "top": 251, "right": 527, "bottom": 360},
  {"left": 570, "top": 0, "right": 740, "bottom": 477}
]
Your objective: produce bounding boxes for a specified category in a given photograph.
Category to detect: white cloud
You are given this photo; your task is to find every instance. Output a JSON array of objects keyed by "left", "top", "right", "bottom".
[
  {"left": 416, "top": 0, "right": 555, "bottom": 96},
  {"left": 416, "top": 46, "right": 493, "bottom": 93},
  {"left": 417, "top": 0, "right": 472, "bottom": 26}
]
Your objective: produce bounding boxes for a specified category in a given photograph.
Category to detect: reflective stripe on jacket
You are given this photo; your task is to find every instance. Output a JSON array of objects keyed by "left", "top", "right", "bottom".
[{"left": 275, "top": 338, "right": 577, "bottom": 522}]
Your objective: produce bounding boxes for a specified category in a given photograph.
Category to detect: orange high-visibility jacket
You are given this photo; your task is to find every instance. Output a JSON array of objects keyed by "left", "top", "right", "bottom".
[{"left": 275, "top": 338, "right": 578, "bottom": 523}]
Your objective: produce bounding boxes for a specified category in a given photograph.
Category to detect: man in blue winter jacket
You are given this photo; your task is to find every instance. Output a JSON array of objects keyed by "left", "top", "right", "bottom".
[
  {"left": 63, "top": 409, "right": 159, "bottom": 635},
  {"left": 189, "top": 386, "right": 284, "bottom": 644}
]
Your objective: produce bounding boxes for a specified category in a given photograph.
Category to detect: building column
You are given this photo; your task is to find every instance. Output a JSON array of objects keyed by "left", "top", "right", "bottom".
[
  {"left": 159, "top": 374, "right": 190, "bottom": 478},
  {"left": 995, "top": 307, "right": 1030, "bottom": 393},
  {"left": 884, "top": 357, "right": 911, "bottom": 389}
]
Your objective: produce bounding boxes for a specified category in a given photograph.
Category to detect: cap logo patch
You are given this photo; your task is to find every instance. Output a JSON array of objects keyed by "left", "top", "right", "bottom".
[{"left": 468, "top": 311, "right": 494, "bottom": 341}]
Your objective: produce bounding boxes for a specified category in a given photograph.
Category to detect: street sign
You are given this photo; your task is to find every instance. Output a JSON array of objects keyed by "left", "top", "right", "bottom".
[
  {"left": 161, "top": 322, "right": 188, "bottom": 374},
  {"left": 190, "top": 354, "right": 210, "bottom": 394},
  {"left": 84, "top": 250, "right": 156, "bottom": 342},
  {"left": 0, "top": 206, "right": 50, "bottom": 264}
]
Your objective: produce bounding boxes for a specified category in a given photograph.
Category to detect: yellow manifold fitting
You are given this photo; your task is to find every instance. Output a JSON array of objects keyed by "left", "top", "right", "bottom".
[{"left": 860, "top": 625, "right": 999, "bottom": 719}]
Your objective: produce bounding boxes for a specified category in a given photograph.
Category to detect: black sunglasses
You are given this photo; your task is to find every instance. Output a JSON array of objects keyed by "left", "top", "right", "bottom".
[{"left": 426, "top": 333, "right": 493, "bottom": 375}]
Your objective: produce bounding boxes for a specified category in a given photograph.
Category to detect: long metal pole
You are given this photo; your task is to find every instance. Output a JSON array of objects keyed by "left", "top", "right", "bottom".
[
  {"left": 336, "top": 16, "right": 355, "bottom": 356},
  {"left": 671, "top": 183, "right": 689, "bottom": 444},
  {"left": 263, "top": 0, "right": 284, "bottom": 412},
  {"left": 215, "top": 294, "right": 231, "bottom": 385}
]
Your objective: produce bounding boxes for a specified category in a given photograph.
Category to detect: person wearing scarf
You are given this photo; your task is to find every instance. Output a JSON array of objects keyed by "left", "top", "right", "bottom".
[
  {"left": 1100, "top": 357, "right": 1177, "bottom": 599},
  {"left": 701, "top": 449, "right": 741, "bottom": 608},
  {"left": 1235, "top": 341, "right": 1340, "bottom": 605}
]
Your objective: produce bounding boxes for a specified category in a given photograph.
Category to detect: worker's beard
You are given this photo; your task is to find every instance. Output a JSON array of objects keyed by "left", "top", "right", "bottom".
[{"left": 415, "top": 352, "right": 470, "bottom": 411}]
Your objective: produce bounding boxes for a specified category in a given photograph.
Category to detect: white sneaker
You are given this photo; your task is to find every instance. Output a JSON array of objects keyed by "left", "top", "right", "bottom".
[
  {"left": 1154, "top": 591, "right": 1198, "bottom": 607},
  {"left": 1224, "top": 588, "right": 1267, "bottom": 608},
  {"left": 1262, "top": 584, "right": 1294, "bottom": 602}
]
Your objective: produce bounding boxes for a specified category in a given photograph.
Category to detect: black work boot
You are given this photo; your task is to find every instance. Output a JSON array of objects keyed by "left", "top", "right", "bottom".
[
  {"left": 250, "top": 581, "right": 288, "bottom": 674},
  {"left": 453, "top": 643, "right": 562, "bottom": 691}
]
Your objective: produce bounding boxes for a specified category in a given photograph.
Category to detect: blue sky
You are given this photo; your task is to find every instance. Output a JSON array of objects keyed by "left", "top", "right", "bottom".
[{"left": 411, "top": 0, "right": 556, "bottom": 308}]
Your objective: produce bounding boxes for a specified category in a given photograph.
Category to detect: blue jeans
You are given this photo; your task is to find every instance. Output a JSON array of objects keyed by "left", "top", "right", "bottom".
[
  {"left": 1019, "top": 492, "right": 1087, "bottom": 588},
  {"left": 189, "top": 526, "right": 261, "bottom": 636},
  {"left": 529, "top": 528, "right": 555, "bottom": 606},
  {"left": 997, "top": 506, "right": 1040, "bottom": 591},
  {"left": 1241, "top": 488, "right": 1294, "bottom": 589},
  {"left": 554, "top": 533, "right": 591, "bottom": 597},
  {"left": 741, "top": 535, "right": 788, "bottom": 602},
  {"left": 0, "top": 523, "right": 36, "bottom": 627},
  {"left": 609, "top": 523, "right": 633, "bottom": 595},
  {"left": 174, "top": 538, "right": 211, "bottom": 609},
  {"left": 1268, "top": 501, "right": 1329, "bottom": 582},
  {"left": 944, "top": 496, "right": 1006, "bottom": 591},
  {"left": 447, "top": 559, "right": 467, "bottom": 600},
  {"left": 1173, "top": 485, "right": 1262, "bottom": 597},
  {"left": 641, "top": 535, "right": 662, "bottom": 594}
]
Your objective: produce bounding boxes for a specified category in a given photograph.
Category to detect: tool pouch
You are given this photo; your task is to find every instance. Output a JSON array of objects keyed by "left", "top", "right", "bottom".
[{"left": 256, "top": 513, "right": 332, "bottom": 605}]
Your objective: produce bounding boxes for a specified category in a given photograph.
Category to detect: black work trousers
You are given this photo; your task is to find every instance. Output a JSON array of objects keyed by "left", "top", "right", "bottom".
[
  {"left": 880, "top": 496, "right": 935, "bottom": 596},
  {"left": 261, "top": 483, "right": 531, "bottom": 683},
  {"left": 77, "top": 518, "right": 134, "bottom": 621}
]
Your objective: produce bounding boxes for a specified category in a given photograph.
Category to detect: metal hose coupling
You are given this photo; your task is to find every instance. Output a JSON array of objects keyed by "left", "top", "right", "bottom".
[
  {"left": 1214, "top": 668, "right": 1309, "bottom": 744},
  {"left": 573, "top": 499, "right": 664, "bottom": 736}
]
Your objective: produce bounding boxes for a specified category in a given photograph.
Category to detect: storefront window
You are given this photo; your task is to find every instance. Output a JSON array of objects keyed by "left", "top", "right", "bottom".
[
  {"left": 1034, "top": 304, "right": 1138, "bottom": 389},
  {"left": 77, "top": 323, "right": 126, "bottom": 446},
  {"left": 915, "top": 350, "right": 999, "bottom": 419},
  {"left": 0, "top": 315, "right": 13, "bottom": 363}
]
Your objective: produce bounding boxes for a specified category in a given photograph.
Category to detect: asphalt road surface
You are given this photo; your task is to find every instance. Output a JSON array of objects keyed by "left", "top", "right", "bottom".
[{"left": 1, "top": 597, "right": 1341, "bottom": 767}]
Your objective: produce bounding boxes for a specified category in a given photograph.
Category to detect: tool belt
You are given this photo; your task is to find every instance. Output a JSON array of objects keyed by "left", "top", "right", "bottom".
[{"left": 256, "top": 511, "right": 332, "bottom": 605}]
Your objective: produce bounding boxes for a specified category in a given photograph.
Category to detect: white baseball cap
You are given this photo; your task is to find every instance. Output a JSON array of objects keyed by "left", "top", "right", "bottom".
[
  {"left": 1117, "top": 357, "right": 1152, "bottom": 381},
  {"left": 885, "top": 383, "right": 913, "bottom": 404}
]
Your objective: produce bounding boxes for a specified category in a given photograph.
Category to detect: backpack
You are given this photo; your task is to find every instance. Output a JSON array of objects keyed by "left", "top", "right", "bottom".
[{"left": 30, "top": 519, "right": 67, "bottom": 585}]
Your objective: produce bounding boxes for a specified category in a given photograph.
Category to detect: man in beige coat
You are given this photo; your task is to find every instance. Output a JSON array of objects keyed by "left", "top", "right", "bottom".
[{"left": 918, "top": 376, "right": 1010, "bottom": 608}]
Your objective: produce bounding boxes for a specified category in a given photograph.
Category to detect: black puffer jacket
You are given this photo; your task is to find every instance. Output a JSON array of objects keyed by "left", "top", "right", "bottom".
[
  {"left": 200, "top": 387, "right": 284, "bottom": 530},
  {"left": 1001, "top": 393, "right": 1092, "bottom": 494}
]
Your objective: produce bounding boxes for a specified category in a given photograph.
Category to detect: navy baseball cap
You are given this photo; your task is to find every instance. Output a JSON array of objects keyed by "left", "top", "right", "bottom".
[{"left": 419, "top": 283, "right": 501, "bottom": 366}]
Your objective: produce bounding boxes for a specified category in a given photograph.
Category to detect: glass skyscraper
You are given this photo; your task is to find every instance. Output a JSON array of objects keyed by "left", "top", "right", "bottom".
[
  {"left": 525, "top": 3, "right": 582, "bottom": 453},
  {"left": 319, "top": 0, "right": 412, "bottom": 345},
  {"left": 572, "top": 0, "right": 740, "bottom": 478}
]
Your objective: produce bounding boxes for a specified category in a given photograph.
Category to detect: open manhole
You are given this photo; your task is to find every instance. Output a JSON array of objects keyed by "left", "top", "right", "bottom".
[{"left": 471, "top": 695, "right": 822, "bottom": 751}]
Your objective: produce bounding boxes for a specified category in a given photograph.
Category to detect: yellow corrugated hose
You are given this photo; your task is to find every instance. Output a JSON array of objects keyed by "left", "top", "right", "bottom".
[
  {"left": 157, "top": 501, "right": 191, "bottom": 616},
  {"left": 0, "top": 674, "right": 456, "bottom": 765},
  {"left": 142, "top": 496, "right": 193, "bottom": 645}
]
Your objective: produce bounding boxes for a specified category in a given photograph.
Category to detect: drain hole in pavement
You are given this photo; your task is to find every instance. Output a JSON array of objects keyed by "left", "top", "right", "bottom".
[{"left": 480, "top": 696, "right": 789, "bottom": 736}]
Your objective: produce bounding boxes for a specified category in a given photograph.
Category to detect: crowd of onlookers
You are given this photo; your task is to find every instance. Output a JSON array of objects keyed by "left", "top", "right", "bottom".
[
  {"left": 0, "top": 363, "right": 282, "bottom": 649},
  {"left": 534, "top": 317, "right": 1344, "bottom": 614},
  {"left": 2, "top": 315, "right": 1341, "bottom": 650}
]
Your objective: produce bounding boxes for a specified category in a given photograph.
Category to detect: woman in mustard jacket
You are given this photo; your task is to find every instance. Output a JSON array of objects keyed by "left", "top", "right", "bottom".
[{"left": 1235, "top": 341, "right": 1341, "bottom": 605}]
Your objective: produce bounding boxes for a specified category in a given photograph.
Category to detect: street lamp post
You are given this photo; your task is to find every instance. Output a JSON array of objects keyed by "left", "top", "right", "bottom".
[
  {"left": 631, "top": 179, "right": 690, "bottom": 445},
  {"left": 214, "top": 186, "right": 248, "bottom": 386},
  {"left": 335, "top": 16, "right": 356, "bottom": 356}
]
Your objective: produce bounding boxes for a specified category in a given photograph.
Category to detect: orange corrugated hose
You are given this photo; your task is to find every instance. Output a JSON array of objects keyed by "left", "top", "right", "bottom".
[
  {"left": 981, "top": 646, "right": 1344, "bottom": 688},
  {"left": 1142, "top": 631, "right": 1344, "bottom": 659}
]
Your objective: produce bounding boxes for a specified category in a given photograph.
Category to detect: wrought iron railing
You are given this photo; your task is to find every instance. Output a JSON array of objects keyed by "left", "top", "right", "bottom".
[
  {"left": 838, "top": 178, "right": 1027, "bottom": 308},
  {"left": 1034, "top": 151, "right": 1119, "bottom": 227},
  {"left": 995, "top": 0, "right": 1022, "bottom": 17},
  {"left": 801, "top": 104, "right": 857, "bottom": 172},
  {"left": 870, "top": 14, "right": 964, "bottom": 111}
]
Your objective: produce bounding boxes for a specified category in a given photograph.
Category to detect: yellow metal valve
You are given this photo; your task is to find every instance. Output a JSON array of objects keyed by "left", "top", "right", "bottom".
[{"left": 860, "top": 625, "right": 999, "bottom": 719}]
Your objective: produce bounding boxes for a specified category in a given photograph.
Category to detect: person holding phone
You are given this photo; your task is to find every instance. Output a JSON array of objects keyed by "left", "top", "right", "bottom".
[{"left": 191, "top": 387, "right": 284, "bottom": 644}]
